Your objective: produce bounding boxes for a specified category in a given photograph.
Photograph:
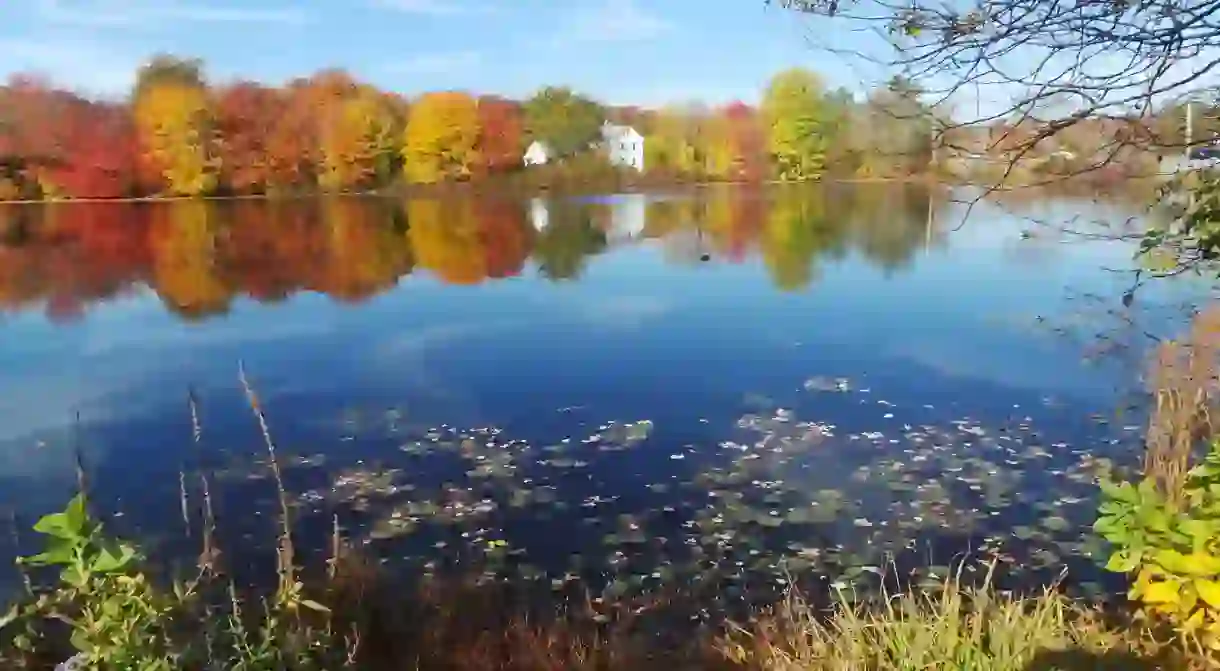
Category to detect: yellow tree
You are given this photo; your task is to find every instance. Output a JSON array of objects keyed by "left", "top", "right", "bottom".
[
  {"left": 700, "top": 112, "right": 735, "bottom": 179},
  {"left": 317, "top": 87, "right": 402, "bottom": 191},
  {"left": 402, "top": 92, "right": 480, "bottom": 184},
  {"left": 761, "top": 68, "right": 832, "bottom": 181},
  {"left": 644, "top": 107, "right": 701, "bottom": 175},
  {"left": 132, "top": 56, "right": 219, "bottom": 196}
]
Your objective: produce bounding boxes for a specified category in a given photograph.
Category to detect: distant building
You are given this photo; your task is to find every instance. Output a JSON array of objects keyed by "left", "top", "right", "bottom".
[
  {"left": 600, "top": 122, "right": 645, "bottom": 172},
  {"left": 522, "top": 122, "right": 646, "bottom": 171},
  {"left": 523, "top": 141, "right": 551, "bottom": 166}
]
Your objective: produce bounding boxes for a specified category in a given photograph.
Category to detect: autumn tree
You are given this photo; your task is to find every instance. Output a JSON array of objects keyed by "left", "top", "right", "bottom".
[
  {"left": 318, "top": 86, "right": 402, "bottom": 191},
  {"left": 761, "top": 68, "right": 833, "bottom": 181},
  {"left": 403, "top": 92, "right": 480, "bottom": 184},
  {"left": 0, "top": 76, "right": 69, "bottom": 198},
  {"left": 522, "top": 87, "right": 604, "bottom": 159},
  {"left": 45, "top": 102, "right": 139, "bottom": 199},
  {"left": 264, "top": 79, "right": 329, "bottom": 190},
  {"left": 132, "top": 55, "right": 220, "bottom": 196},
  {"left": 215, "top": 82, "right": 285, "bottom": 194},
  {"left": 477, "top": 96, "right": 524, "bottom": 174},
  {"left": 257, "top": 70, "right": 368, "bottom": 192},
  {"left": 0, "top": 76, "right": 138, "bottom": 199},
  {"left": 645, "top": 107, "right": 703, "bottom": 176}
]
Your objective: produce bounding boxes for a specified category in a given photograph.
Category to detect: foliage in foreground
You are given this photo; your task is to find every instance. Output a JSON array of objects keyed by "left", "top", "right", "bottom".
[
  {"left": 1094, "top": 307, "right": 1220, "bottom": 654},
  {"left": 0, "top": 492, "right": 1201, "bottom": 671},
  {"left": 1, "top": 494, "right": 343, "bottom": 670}
]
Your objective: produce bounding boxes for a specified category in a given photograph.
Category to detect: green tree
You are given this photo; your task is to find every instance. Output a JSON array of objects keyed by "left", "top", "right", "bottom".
[
  {"left": 522, "top": 87, "right": 604, "bottom": 159},
  {"left": 761, "top": 68, "right": 833, "bottom": 181}
]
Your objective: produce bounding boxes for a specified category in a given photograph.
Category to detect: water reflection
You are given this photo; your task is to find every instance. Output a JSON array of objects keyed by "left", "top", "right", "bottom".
[
  {"left": 0, "top": 184, "right": 1199, "bottom": 605},
  {"left": 0, "top": 184, "right": 939, "bottom": 321}
]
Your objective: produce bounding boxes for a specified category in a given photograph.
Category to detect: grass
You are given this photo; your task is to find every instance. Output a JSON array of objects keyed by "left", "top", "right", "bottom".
[{"left": 722, "top": 567, "right": 1181, "bottom": 671}]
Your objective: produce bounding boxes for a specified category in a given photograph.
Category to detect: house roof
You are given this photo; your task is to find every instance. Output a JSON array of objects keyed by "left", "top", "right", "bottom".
[{"left": 601, "top": 122, "right": 640, "bottom": 142}]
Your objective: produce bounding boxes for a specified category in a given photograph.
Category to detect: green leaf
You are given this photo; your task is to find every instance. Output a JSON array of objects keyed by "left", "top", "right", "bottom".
[
  {"left": 91, "top": 543, "right": 135, "bottom": 574},
  {"left": 1105, "top": 550, "right": 1139, "bottom": 573},
  {"left": 32, "top": 513, "right": 73, "bottom": 540},
  {"left": 23, "top": 536, "right": 76, "bottom": 567},
  {"left": 0, "top": 604, "right": 18, "bottom": 630},
  {"left": 70, "top": 627, "right": 91, "bottom": 653},
  {"left": 60, "top": 564, "right": 87, "bottom": 589},
  {"left": 1180, "top": 519, "right": 1217, "bottom": 552},
  {"left": 1100, "top": 479, "right": 1140, "bottom": 504},
  {"left": 64, "top": 494, "right": 87, "bottom": 537},
  {"left": 1137, "top": 506, "right": 1172, "bottom": 533},
  {"left": 1154, "top": 550, "right": 1220, "bottom": 578}
]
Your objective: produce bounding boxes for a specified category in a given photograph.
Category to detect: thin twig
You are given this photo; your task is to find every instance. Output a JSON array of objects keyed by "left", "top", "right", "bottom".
[{"left": 237, "top": 361, "right": 297, "bottom": 592}]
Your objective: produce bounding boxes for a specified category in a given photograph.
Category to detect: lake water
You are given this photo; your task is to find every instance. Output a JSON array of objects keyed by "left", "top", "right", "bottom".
[{"left": 0, "top": 184, "right": 1203, "bottom": 607}]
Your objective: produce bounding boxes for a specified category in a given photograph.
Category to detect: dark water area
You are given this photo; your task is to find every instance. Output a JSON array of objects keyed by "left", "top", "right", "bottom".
[{"left": 0, "top": 184, "right": 1208, "bottom": 610}]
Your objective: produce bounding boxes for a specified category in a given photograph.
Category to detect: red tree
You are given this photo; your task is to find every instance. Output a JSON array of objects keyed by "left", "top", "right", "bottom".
[
  {"left": 216, "top": 81, "right": 285, "bottom": 193},
  {"left": 0, "top": 77, "right": 137, "bottom": 198},
  {"left": 43, "top": 102, "right": 139, "bottom": 199},
  {"left": 476, "top": 96, "right": 523, "bottom": 174},
  {"left": 724, "top": 101, "right": 766, "bottom": 182}
]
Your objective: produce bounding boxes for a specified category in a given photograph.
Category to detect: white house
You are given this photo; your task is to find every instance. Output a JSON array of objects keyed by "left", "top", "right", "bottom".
[
  {"left": 601, "top": 122, "right": 644, "bottom": 172},
  {"left": 521, "top": 122, "right": 646, "bottom": 171},
  {"left": 523, "top": 141, "right": 551, "bottom": 166}
]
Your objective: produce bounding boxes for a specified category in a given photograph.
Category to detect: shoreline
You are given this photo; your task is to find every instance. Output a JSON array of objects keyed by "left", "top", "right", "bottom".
[{"left": 0, "top": 174, "right": 1148, "bottom": 206}]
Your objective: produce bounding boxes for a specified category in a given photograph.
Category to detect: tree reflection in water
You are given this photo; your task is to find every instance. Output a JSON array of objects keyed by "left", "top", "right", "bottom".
[{"left": 0, "top": 185, "right": 943, "bottom": 322}]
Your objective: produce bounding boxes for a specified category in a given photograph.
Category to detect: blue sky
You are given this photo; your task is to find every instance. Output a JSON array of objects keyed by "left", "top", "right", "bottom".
[{"left": 0, "top": 0, "right": 893, "bottom": 106}]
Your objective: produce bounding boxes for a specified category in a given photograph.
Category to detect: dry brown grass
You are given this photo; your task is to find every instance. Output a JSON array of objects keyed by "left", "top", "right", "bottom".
[
  {"left": 718, "top": 564, "right": 1192, "bottom": 671},
  {"left": 1143, "top": 307, "right": 1220, "bottom": 507}
]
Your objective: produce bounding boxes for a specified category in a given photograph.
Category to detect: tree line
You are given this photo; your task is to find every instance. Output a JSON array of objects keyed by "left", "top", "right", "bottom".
[{"left": 0, "top": 55, "right": 940, "bottom": 201}]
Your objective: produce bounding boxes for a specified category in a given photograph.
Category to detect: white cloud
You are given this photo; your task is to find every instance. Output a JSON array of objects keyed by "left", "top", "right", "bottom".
[
  {"left": 587, "top": 296, "right": 670, "bottom": 328},
  {"left": 383, "top": 50, "right": 482, "bottom": 75},
  {"left": 560, "top": 0, "right": 672, "bottom": 44},
  {"left": 34, "top": 0, "right": 309, "bottom": 27},
  {"left": 0, "top": 37, "right": 139, "bottom": 97},
  {"left": 366, "top": 0, "right": 489, "bottom": 15}
]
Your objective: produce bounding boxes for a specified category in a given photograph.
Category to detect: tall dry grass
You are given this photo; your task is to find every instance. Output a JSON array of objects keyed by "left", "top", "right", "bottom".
[
  {"left": 719, "top": 564, "right": 1173, "bottom": 671},
  {"left": 1143, "top": 307, "right": 1220, "bottom": 507}
]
